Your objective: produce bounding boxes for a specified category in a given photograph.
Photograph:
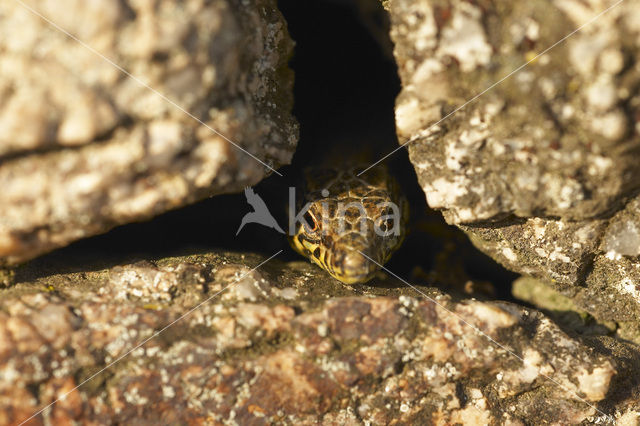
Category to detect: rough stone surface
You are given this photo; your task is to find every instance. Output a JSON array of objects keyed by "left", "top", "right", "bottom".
[
  {"left": 387, "top": 0, "right": 640, "bottom": 322},
  {"left": 512, "top": 276, "right": 618, "bottom": 338},
  {"left": 389, "top": 0, "right": 640, "bottom": 223},
  {"left": 460, "top": 193, "right": 640, "bottom": 325},
  {"left": 0, "top": 251, "right": 638, "bottom": 424},
  {"left": 0, "top": 0, "right": 298, "bottom": 266}
]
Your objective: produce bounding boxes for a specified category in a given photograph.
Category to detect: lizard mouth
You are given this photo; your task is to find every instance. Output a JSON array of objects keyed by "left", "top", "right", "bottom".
[{"left": 290, "top": 232, "right": 379, "bottom": 284}]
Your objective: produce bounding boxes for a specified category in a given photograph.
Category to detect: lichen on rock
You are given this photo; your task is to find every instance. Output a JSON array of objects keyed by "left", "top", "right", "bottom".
[
  {"left": 390, "top": 0, "right": 640, "bottom": 223},
  {"left": 0, "top": 251, "right": 636, "bottom": 424}
]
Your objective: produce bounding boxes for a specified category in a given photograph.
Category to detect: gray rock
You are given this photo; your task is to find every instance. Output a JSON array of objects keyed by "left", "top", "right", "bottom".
[
  {"left": 460, "top": 194, "right": 640, "bottom": 325},
  {"left": 1, "top": 251, "right": 637, "bottom": 424},
  {"left": 389, "top": 0, "right": 640, "bottom": 224},
  {"left": 0, "top": 0, "right": 298, "bottom": 266},
  {"left": 512, "top": 276, "right": 616, "bottom": 337},
  {"left": 387, "top": 0, "right": 640, "bottom": 322},
  {"left": 461, "top": 217, "right": 607, "bottom": 288},
  {"left": 602, "top": 197, "right": 640, "bottom": 258}
]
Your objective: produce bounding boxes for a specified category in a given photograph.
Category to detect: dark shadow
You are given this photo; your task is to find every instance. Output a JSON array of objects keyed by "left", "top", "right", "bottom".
[{"left": 18, "top": 0, "right": 518, "bottom": 301}]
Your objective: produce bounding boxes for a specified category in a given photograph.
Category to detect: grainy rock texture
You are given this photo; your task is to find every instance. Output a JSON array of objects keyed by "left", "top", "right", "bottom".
[
  {"left": 1, "top": 251, "right": 638, "bottom": 424},
  {"left": 461, "top": 197, "right": 640, "bottom": 325},
  {"left": 512, "top": 276, "right": 640, "bottom": 343},
  {"left": 0, "top": 0, "right": 297, "bottom": 266},
  {"left": 387, "top": 0, "right": 640, "bottom": 322}
]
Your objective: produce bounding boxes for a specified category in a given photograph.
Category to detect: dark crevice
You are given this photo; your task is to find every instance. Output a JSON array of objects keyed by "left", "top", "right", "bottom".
[{"left": 28, "top": 0, "right": 518, "bottom": 301}]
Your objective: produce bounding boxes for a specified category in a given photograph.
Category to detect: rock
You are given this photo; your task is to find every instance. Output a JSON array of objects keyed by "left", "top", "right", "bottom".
[
  {"left": 459, "top": 193, "right": 640, "bottom": 325},
  {"left": 0, "top": 0, "right": 298, "bottom": 266},
  {"left": 0, "top": 250, "right": 637, "bottom": 424},
  {"left": 514, "top": 275, "right": 640, "bottom": 345},
  {"left": 389, "top": 0, "right": 640, "bottom": 223},
  {"left": 512, "top": 276, "right": 616, "bottom": 337},
  {"left": 461, "top": 217, "right": 607, "bottom": 288},
  {"left": 387, "top": 0, "right": 640, "bottom": 321}
]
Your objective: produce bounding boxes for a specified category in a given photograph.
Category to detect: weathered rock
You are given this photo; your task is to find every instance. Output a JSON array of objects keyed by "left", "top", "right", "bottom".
[
  {"left": 459, "top": 192, "right": 640, "bottom": 325},
  {"left": 512, "top": 276, "right": 617, "bottom": 338},
  {"left": 389, "top": 0, "right": 640, "bottom": 223},
  {"left": 462, "top": 217, "right": 607, "bottom": 288},
  {"left": 0, "top": 251, "right": 637, "bottom": 424},
  {"left": 0, "top": 0, "right": 298, "bottom": 266},
  {"left": 387, "top": 0, "right": 640, "bottom": 322}
]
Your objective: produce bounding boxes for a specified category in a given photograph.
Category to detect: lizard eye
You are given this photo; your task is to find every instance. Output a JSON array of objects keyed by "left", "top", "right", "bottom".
[{"left": 303, "top": 211, "right": 318, "bottom": 233}]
